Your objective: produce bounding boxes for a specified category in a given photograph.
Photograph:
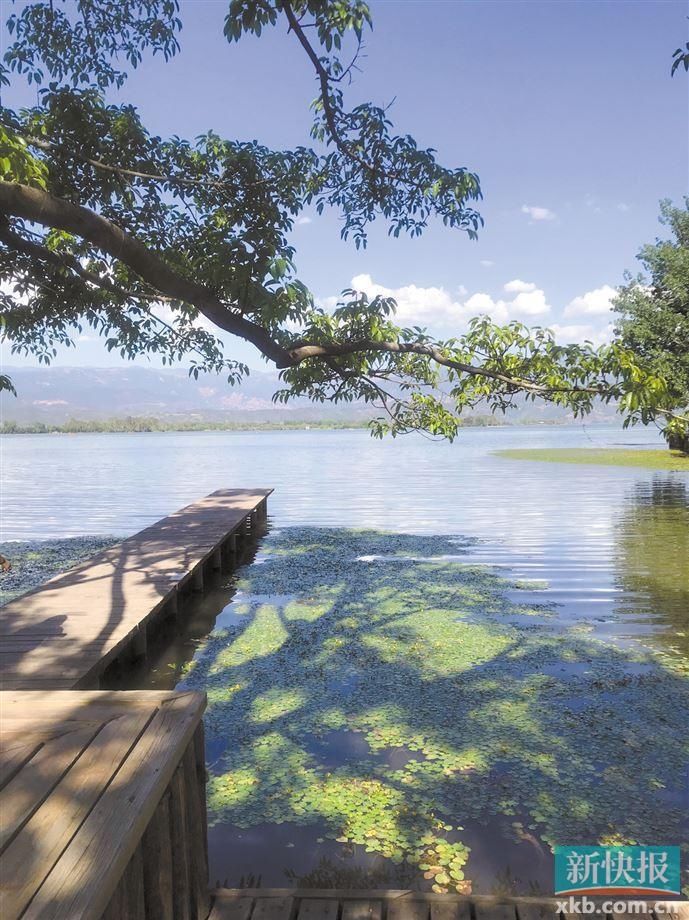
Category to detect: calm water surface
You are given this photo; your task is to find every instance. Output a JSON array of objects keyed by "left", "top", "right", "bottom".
[
  {"left": 2, "top": 425, "right": 688, "bottom": 892},
  {"left": 1, "top": 422, "right": 683, "bottom": 536},
  {"left": 2, "top": 425, "right": 686, "bottom": 649}
]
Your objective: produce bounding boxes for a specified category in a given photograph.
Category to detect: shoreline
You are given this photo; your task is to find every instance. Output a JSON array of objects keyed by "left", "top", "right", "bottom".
[{"left": 1, "top": 418, "right": 621, "bottom": 435}]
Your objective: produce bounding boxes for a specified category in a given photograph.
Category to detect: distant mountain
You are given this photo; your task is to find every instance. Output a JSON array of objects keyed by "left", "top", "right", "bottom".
[
  {"left": 0, "top": 365, "right": 619, "bottom": 426},
  {"left": 0, "top": 365, "right": 373, "bottom": 424}
]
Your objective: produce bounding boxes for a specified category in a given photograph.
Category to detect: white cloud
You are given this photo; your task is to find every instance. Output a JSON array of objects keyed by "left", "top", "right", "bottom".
[
  {"left": 564, "top": 284, "right": 617, "bottom": 318},
  {"left": 503, "top": 279, "right": 537, "bottom": 294},
  {"left": 296, "top": 215, "right": 312, "bottom": 226},
  {"left": 480, "top": 259, "right": 495, "bottom": 268},
  {"left": 461, "top": 292, "right": 509, "bottom": 324},
  {"left": 511, "top": 289, "right": 551, "bottom": 316},
  {"left": 521, "top": 205, "right": 556, "bottom": 221},
  {"left": 320, "top": 277, "right": 620, "bottom": 353},
  {"left": 551, "top": 322, "right": 614, "bottom": 348},
  {"left": 346, "top": 274, "right": 551, "bottom": 328},
  {"left": 617, "top": 203, "right": 631, "bottom": 213},
  {"left": 350, "top": 273, "right": 464, "bottom": 326},
  {"left": 459, "top": 285, "right": 551, "bottom": 321}
]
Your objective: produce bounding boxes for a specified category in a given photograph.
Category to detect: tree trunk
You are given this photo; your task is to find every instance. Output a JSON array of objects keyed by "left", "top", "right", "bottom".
[{"left": 666, "top": 430, "right": 689, "bottom": 453}]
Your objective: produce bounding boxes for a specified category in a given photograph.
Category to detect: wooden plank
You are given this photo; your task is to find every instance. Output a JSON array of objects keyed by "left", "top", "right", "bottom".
[
  {"left": 183, "top": 740, "right": 210, "bottom": 918},
  {"left": 209, "top": 897, "right": 255, "bottom": 920},
  {"left": 211, "top": 891, "right": 406, "bottom": 903},
  {"left": 473, "top": 903, "right": 516, "bottom": 920},
  {"left": 193, "top": 721, "right": 209, "bottom": 868},
  {"left": 169, "top": 761, "right": 192, "bottom": 920},
  {"left": 142, "top": 791, "right": 174, "bottom": 920},
  {"left": 121, "top": 842, "right": 146, "bottom": 920},
  {"left": 0, "top": 679, "right": 77, "bottom": 690},
  {"left": 656, "top": 906, "right": 689, "bottom": 920},
  {"left": 298, "top": 899, "right": 340, "bottom": 920},
  {"left": 516, "top": 904, "right": 557, "bottom": 920},
  {"left": 0, "top": 722, "right": 103, "bottom": 853},
  {"left": 212, "top": 892, "right": 559, "bottom": 908},
  {"left": 0, "top": 689, "right": 201, "bottom": 711},
  {"left": 342, "top": 902, "right": 383, "bottom": 920},
  {"left": 252, "top": 898, "right": 296, "bottom": 920},
  {"left": 100, "top": 879, "right": 125, "bottom": 920},
  {"left": 0, "top": 737, "right": 44, "bottom": 791},
  {"left": 431, "top": 903, "right": 471, "bottom": 920},
  {"left": 20, "top": 692, "right": 205, "bottom": 920},
  {"left": 388, "top": 901, "right": 430, "bottom": 920},
  {"left": 0, "top": 708, "right": 155, "bottom": 919},
  {"left": 0, "top": 489, "right": 272, "bottom": 691},
  {"left": 209, "top": 894, "right": 570, "bottom": 920}
]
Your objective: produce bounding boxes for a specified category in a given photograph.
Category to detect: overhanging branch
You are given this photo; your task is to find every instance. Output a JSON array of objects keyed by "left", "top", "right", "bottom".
[
  {"left": 0, "top": 180, "right": 293, "bottom": 367},
  {"left": 0, "top": 219, "right": 167, "bottom": 302},
  {"left": 282, "top": 1, "right": 407, "bottom": 183},
  {"left": 288, "top": 338, "right": 618, "bottom": 398},
  {"left": 19, "top": 133, "right": 276, "bottom": 191},
  {"left": 0, "top": 182, "right": 646, "bottom": 409}
]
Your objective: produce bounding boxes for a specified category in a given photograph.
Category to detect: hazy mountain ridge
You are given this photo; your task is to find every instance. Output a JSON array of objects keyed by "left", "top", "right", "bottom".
[
  {"left": 0, "top": 366, "right": 619, "bottom": 426},
  {"left": 0, "top": 366, "right": 351, "bottom": 423}
]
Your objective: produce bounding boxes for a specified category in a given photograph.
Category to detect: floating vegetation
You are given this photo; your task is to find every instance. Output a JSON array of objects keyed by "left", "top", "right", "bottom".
[
  {"left": 182, "top": 528, "right": 689, "bottom": 893},
  {"left": 496, "top": 447, "right": 689, "bottom": 472},
  {"left": 513, "top": 579, "right": 549, "bottom": 591},
  {"left": 0, "top": 536, "right": 118, "bottom": 606}
]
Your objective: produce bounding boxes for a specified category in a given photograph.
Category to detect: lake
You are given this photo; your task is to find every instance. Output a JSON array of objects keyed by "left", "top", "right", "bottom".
[
  {"left": 1, "top": 422, "right": 684, "bottom": 538},
  {"left": 2, "top": 424, "right": 688, "bottom": 895}
]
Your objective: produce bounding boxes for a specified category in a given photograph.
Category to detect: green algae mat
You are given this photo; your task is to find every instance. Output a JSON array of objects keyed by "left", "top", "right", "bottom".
[
  {"left": 182, "top": 529, "right": 689, "bottom": 895},
  {"left": 496, "top": 448, "right": 689, "bottom": 471}
]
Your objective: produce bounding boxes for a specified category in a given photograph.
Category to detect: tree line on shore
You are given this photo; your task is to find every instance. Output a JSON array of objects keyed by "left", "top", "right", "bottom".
[{"left": 0, "top": 414, "right": 505, "bottom": 435}]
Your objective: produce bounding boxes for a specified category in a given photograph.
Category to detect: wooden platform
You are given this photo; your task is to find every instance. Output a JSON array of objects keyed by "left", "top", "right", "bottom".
[
  {"left": 210, "top": 890, "right": 689, "bottom": 920},
  {"left": 0, "top": 489, "right": 271, "bottom": 691},
  {"left": 0, "top": 690, "right": 208, "bottom": 920}
]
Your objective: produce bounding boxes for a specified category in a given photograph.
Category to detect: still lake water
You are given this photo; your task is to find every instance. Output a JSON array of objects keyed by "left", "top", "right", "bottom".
[
  {"left": 2, "top": 424, "right": 687, "bottom": 647},
  {"left": 2, "top": 424, "right": 688, "bottom": 893},
  {"left": 1, "top": 422, "right": 685, "bottom": 539}
]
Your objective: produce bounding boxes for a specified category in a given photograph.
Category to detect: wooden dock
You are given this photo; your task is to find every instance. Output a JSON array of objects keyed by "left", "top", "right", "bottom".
[
  {"left": 209, "top": 890, "right": 689, "bottom": 920},
  {"left": 0, "top": 690, "right": 208, "bottom": 920},
  {"left": 0, "top": 489, "right": 270, "bottom": 691}
]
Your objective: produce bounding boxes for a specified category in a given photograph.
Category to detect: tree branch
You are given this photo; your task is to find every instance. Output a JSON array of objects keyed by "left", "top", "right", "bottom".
[
  {"left": 288, "top": 338, "right": 618, "bottom": 398},
  {"left": 0, "top": 219, "right": 169, "bottom": 302},
  {"left": 0, "top": 220, "right": 230, "bottom": 366},
  {"left": 0, "top": 182, "right": 638, "bottom": 408},
  {"left": 282, "top": 0, "right": 397, "bottom": 180},
  {"left": 0, "top": 180, "right": 623, "bottom": 401},
  {"left": 20, "top": 133, "right": 275, "bottom": 191},
  {"left": 656, "top": 407, "right": 689, "bottom": 424},
  {"left": 0, "top": 180, "right": 293, "bottom": 367}
]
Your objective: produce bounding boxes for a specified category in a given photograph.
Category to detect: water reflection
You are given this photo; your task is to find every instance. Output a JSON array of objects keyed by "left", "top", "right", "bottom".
[
  {"left": 613, "top": 478, "right": 689, "bottom": 661},
  {"left": 178, "top": 530, "right": 687, "bottom": 895}
]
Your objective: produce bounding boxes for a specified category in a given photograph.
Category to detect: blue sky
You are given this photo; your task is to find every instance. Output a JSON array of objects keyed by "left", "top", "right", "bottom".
[{"left": 3, "top": 0, "right": 688, "bottom": 371}]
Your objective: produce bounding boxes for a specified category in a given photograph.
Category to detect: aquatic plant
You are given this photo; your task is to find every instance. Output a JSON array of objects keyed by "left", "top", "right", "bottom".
[{"left": 183, "top": 528, "right": 689, "bottom": 893}]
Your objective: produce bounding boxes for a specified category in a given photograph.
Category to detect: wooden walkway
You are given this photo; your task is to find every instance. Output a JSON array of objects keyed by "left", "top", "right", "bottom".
[
  {"left": 0, "top": 690, "right": 208, "bottom": 920},
  {"left": 210, "top": 890, "right": 689, "bottom": 920},
  {"left": 0, "top": 489, "right": 271, "bottom": 691}
]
